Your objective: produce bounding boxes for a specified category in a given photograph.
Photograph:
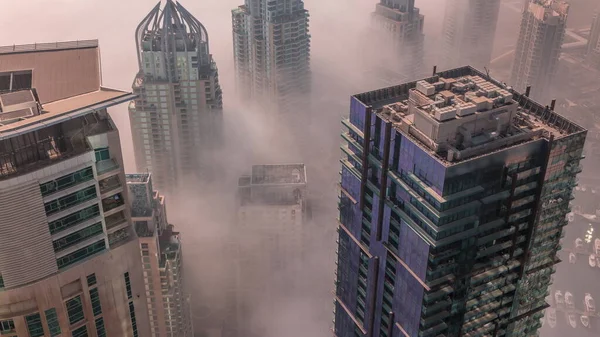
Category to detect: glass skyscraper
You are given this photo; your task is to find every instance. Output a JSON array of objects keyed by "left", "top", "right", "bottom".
[{"left": 333, "top": 66, "right": 586, "bottom": 337}]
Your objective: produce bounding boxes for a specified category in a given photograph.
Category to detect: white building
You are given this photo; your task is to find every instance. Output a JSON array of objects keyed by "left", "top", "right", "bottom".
[
  {"left": 441, "top": 0, "right": 501, "bottom": 70},
  {"left": 510, "top": 0, "right": 569, "bottom": 101},
  {"left": 232, "top": 0, "right": 311, "bottom": 113},
  {"left": 129, "top": 0, "right": 223, "bottom": 193},
  {"left": 232, "top": 164, "right": 308, "bottom": 335},
  {"left": 0, "top": 40, "right": 150, "bottom": 337}
]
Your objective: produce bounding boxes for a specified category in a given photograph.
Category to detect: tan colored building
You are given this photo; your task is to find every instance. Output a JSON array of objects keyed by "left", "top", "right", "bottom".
[
  {"left": 127, "top": 173, "right": 192, "bottom": 337},
  {"left": 0, "top": 41, "right": 151, "bottom": 337},
  {"left": 510, "top": 0, "right": 569, "bottom": 101}
]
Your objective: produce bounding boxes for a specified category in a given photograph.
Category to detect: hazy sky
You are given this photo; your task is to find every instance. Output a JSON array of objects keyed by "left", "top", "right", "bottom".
[{"left": 0, "top": 0, "right": 448, "bottom": 170}]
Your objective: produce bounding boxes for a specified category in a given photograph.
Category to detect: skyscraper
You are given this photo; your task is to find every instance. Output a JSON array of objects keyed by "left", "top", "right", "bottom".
[
  {"left": 130, "top": 0, "right": 223, "bottom": 192},
  {"left": 233, "top": 164, "right": 308, "bottom": 335},
  {"left": 333, "top": 66, "right": 586, "bottom": 337},
  {"left": 586, "top": 10, "right": 600, "bottom": 69},
  {"left": 232, "top": 0, "right": 311, "bottom": 112},
  {"left": 0, "top": 40, "right": 150, "bottom": 337},
  {"left": 127, "top": 173, "right": 193, "bottom": 337},
  {"left": 371, "top": 0, "right": 425, "bottom": 82},
  {"left": 510, "top": 0, "right": 569, "bottom": 101},
  {"left": 441, "top": 0, "right": 501, "bottom": 70}
]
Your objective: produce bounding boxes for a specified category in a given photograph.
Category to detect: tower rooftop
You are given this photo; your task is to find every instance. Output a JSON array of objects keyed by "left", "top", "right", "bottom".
[{"left": 353, "top": 66, "right": 586, "bottom": 166}]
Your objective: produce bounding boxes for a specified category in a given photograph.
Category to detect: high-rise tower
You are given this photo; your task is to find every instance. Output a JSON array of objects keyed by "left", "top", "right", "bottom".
[
  {"left": 510, "top": 0, "right": 569, "bottom": 101},
  {"left": 371, "top": 0, "right": 425, "bottom": 82},
  {"left": 441, "top": 0, "right": 501, "bottom": 70},
  {"left": 586, "top": 10, "right": 600, "bottom": 69},
  {"left": 232, "top": 164, "right": 308, "bottom": 336},
  {"left": 232, "top": 0, "right": 311, "bottom": 112},
  {"left": 127, "top": 173, "right": 193, "bottom": 337},
  {"left": 333, "top": 66, "right": 586, "bottom": 337},
  {"left": 0, "top": 40, "right": 151, "bottom": 337},
  {"left": 130, "top": 0, "right": 223, "bottom": 192}
]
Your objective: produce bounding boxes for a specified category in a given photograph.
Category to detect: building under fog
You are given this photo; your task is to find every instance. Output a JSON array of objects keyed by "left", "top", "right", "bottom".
[
  {"left": 441, "top": 0, "right": 501, "bottom": 70},
  {"left": 126, "top": 173, "right": 193, "bottom": 337},
  {"left": 129, "top": 0, "right": 223, "bottom": 193},
  {"left": 233, "top": 164, "right": 308, "bottom": 335},
  {"left": 232, "top": 0, "right": 311, "bottom": 112},
  {"left": 333, "top": 66, "right": 586, "bottom": 337},
  {"left": 586, "top": 10, "right": 600, "bottom": 69},
  {"left": 510, "top": 0, "right": 569, "bottom": 101},
  {"left": 0, "top": 40, "right": 150, "bottom": 336},
  {"left": 371, "top": 0, "right": 425, "bottom": 82}
]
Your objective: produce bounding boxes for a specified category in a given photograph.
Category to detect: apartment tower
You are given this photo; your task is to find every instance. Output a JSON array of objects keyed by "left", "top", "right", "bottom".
[
  {"left": 0, "top": 41, "right": 150, "bottom": 337},
  {"left": 126, "top": 173, "right": 193, "bottom": 337},
  {"left": 232, "top": 0, "right": 311, "bottom": 112},
  {"left": 333, "top": 66, "right": 586, "bottom": 337},
  {"left": 130, "top": 0, "right": 223, "bottom": 193},
  {"left": 586, "top": 10, "right": 600, "bottom": 69},
  {"left": 510, "top": 0, "right": 569, "bottom": 101},
  {"left": 371, "top": 0, "right": 425, "bottom": 82},
  {"left": 441, "top": 0, "right": 501, "bottom": 70},
  {"left": 233, "top": 164, "right": 308, "bottom": 336}
]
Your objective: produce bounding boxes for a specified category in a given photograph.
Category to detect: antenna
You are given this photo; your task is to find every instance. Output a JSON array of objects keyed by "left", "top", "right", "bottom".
[{"left": 484, "top": 67, "right": 491, "bottom": 79}]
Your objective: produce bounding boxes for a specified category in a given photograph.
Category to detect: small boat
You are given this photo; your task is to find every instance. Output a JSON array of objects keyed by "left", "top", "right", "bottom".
[
  {"left": 547, "top": 308, "right": 557, "bottom": 328},
  {"left": 581, "top": 315, "right": 590, "bottom": 328},
  {"left": 567, "top": 313, "right": 577, "bottom": 328},
  {"left": 590, "top": 254, "right": 597, "bottom": 267}
]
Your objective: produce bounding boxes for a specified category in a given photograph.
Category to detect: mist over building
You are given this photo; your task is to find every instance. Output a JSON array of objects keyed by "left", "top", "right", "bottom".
[
  {"left": 586, "top": 10, "right": 600, "bottom": 69},
  {"left": 370, "top": 0, "right": 425, "bottom": 82},
  {"left": 510, "top": 0, "right": 569, "bottom": 101},
  {"left": 129, "top": 0, "right": 223, "bottom": 193},
  {"left": 441, "top": 0, "right": 501, "bottom": 70},
  {"left": 127, "top": 173, "right": 193, "bottom": 337},
  {"left": 0, "top": 41, "right": 150, "bottom": 336},
  {"left": 232, "top": 0, "right": 311, "bottom": 112},
  {"left": 333, "top": 66, "right": 586, "bottom": 337},
  {"left": 231, "top": 164, "right": 308, "bottom": 336}
]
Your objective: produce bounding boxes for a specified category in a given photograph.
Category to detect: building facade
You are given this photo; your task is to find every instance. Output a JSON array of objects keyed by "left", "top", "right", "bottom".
[
  {"left": 586, "top": 10, "right": 600, "bottom": 69},
  {"left": 232, "top": 164, "right": 308, "bottom": 335},
  {"left": 441, "top": 0, "right": 501, "bottom": 70},
  {"left": 370, "top": 0, "right": 425, "bottom": 82},
  {"left": 232, "top": 0, "right": 311, "bottom": 112},
  {"left": 126, "top": 173, "right": 192, "bottom": 337},
  {"left": 510, "top": 0, "right": 569, "bottom": 101},
  {"left": 0, "top": 41, "right": 151, "bottom": 337},
  {"left": 129, "top": 0, "right": 223, "bottom": 193},
  {"left": 333, "top": 66, "right": 586, "bottom": 337}
]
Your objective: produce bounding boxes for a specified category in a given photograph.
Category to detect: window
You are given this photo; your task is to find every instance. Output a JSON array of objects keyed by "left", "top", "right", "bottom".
[
  {"left": 95, "top": 148, "right": 110, "bottom": 162},
  {"left": 0, "top": 70, "right": 32, "bottom": 90},
  {"left": 25, "top": 313, "right": 44, "bottom": 337},
  {"left": 0, "top": 319, "right": 15, "bottom": 333},
  {"left": 40, "top": 167, "right": 94, "bottom": 196},
  {"left": 124, "top": 272, "right": 133, "bottom": 300},
  {"left": 44, "top": 185, "right": 98, "bottom": 215},
  {"left": 56, "top": 240, "right": 106, "bottom": 269},
  {"left": 66, "top": 296, "right": 85, "bottom": 325},
  {"left": 0, "top": 273, "right": 4, "bottom": 289},
  {"left": 48, "top": 204, "right": 101, "bottom": 235},
  {"left": 95, "top": 317, "right": 106, "bottom": 337},
  {"left": 129, "top": 302, "right": 139, "bottom": 337},
  {"left": 72, "top": 324, "right": 88, "bottom": 337},
  {"left": 52, "top": 222, "right": 104, "bottom": 252},
  {"left": 90, "top": 288, "right": 102, "bottom": 317},
  {"left": 87, "top": 273, "right": 97, "bottom": 287},
  {"left": 45, "top": 308, "right": 61, "bottom": 336}
]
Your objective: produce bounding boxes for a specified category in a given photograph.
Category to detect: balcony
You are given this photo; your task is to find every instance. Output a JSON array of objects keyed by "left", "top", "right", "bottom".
[
  {"left": 99, "top": 175, "right": 121, "bottom": 195},
  {"left": 102, "top": 193, "right": 125, "bottom": 213},
  {"left": 105, "top": 210, "right": 127, "bottom": 231},
  {"left": 96, "top": 159, "right": 119, "bottom": 176}
]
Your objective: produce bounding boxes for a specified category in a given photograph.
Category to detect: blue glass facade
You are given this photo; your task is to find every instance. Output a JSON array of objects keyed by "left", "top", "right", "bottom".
[{"left": 333, "top": 67, "right": 587, "bottom": 337}]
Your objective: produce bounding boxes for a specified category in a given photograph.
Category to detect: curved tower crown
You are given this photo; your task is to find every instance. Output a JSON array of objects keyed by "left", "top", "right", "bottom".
[{"left": 135, "top": 0, "right": 212, "bottom": 80}]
